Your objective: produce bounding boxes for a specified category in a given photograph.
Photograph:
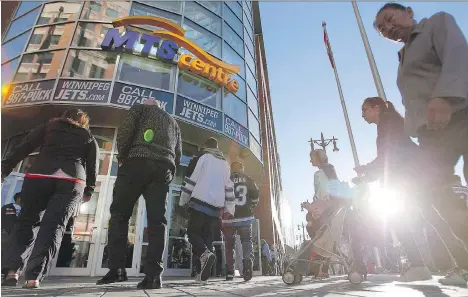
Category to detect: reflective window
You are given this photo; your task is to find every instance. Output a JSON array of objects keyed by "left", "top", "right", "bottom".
[
  {"left": 36, "top": 2, "right": 81, "bottom": 26},
  {"left": 249, "top": 135, "right": 262, "bottom": 161},
  {"left": 14, "top": 50, "right": 65, "bottom": 82},
  {"left": 81, "top": 1, "right": 130, "bottom": 22},
  {"left": 90, "top": 127, "right": 115, "bottom": 151},
  {"left": 223, "top": 23, "right": 244, "bottom": 57},
  {"left": 183, "top": 19, "right": 221, "bottom": 57},
  {"left": 1, "top": 32, "right": 30, "bottom": 63},
  {"left": 4, "top": 7, "right": 40, "bottom": 42},
  {"left": 246, "top": 65, "right": 257, "bottom": 94},
  {"left": 245, "top": 29, "right": 255, "bottom": 58},
  {"left": 244, "top": 12, "right": 254, "bottom": 40},
  {"left": 245, "top": 47, "right": 255, "bottom": 75},
  {"left": 248, "top": 110, "right": 260, "bottom": 141},
  {"left": 247, "top": 86, "right": 258, "bottom": 118},
  {"left": 140, "top": 1, "right": 182, "bottom": 14},
  {"left": 177, "top": 70, "right": 221, "bottom": 109},
  {"left": 117, "top": 54, "right": 175, "bottom": 91},
  {"left": 62, "top": 50, "right": 117, "bottom": 79},
  {"left": 184, "top": 2, "right": 221, "bottom": 36},
  {"left": 226, "top": 1, "right": 242, "bottom": 20},
  {"left": 222, "top": 42, "right": 245, "bottom": 78},
  {"left": 26, "top": 23, "right": 74, "bottom": 52},
  {"left": 1, "top": 58, "right": 20, "bottom": 85},
  {"left": 223, "top": 4, "right": 243, "bottom": 37},
  {"left": 223, "top": 92, "right": 247, "bottom": 127},
  {"left": 243, "top": 2, "right": 253, "bottom": 25},
  {"left": 14, "top": 1, "right": 42, "bottom": 19},
  {"left": 72, "top": 23, "right": 119, "bottom": 48},
  {"left": 244, "top": 1, "right": 253, "bottom": 14},
  {"left": 197, "top": 1, "right": 221, "bottom": 15},
  {"left": 232, "top": 75, "right": 246, "bottom": 102},
  {"left": 130, "top": 2, "right": 181, "bottom": 31}
]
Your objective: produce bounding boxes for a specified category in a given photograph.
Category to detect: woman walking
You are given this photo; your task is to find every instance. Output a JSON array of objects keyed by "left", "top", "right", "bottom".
[{"left": 1, "top": 108, "right": 99, "bottom": 288}]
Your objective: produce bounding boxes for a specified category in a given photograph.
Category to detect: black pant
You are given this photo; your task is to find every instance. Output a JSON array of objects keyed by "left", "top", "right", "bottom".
[
  {"left": 187, "top": 209, "right": 218, "bottom": 258},
  {"left": 417, "top": 109, "right": 468, "bottom": 270},
  {"left": 2, "top": 178, "right": 84, "bottom": 281},
  {"left": 349, "top": 208, "right": 425, "bottom": 273},
  {"left": 107, "top": 158, "right": 172, "bottom": 276}
]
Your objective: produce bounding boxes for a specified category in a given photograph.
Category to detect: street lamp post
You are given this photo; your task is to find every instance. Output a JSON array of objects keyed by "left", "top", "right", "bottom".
[{"left": 309, "top": 132, "right": 339, "bottom": 153}]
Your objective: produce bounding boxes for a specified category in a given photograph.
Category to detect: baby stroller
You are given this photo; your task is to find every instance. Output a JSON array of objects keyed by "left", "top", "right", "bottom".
[
  {"left": 282, "top": 200, "right": 365, "bottom": 285},
  {"left": 282, "top": 181, "right": 377, "bottom": 286}
]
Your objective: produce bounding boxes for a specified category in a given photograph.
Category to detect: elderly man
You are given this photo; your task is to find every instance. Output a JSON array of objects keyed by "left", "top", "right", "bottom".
[
  {"left": 374, "top": 3, "right": 468, "bottom": 286},
  {"left": 97, "top": 99, "right": 182, "bottom": 290}
]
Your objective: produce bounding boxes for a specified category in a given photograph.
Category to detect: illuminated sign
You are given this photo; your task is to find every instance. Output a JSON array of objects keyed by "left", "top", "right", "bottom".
[{"left": 101, "top": 16, "right": 240, "bottom": 93}]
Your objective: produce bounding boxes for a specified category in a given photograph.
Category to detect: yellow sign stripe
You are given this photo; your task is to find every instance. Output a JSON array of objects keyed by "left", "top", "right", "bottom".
[
  {"left": 112, "top": 16, "right": 185, "bottom": 37},
  {"left": 153, "top": 30, "right": 240, "bottom": 75}
]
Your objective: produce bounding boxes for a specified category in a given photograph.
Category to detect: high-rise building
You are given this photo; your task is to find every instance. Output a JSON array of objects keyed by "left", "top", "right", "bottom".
[{"left": 1, "top": 1, "right": 294, "bottom": 277}]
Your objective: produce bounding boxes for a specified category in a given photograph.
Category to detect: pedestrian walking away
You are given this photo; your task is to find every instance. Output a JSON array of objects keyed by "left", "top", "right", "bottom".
[
  {"left": 374, "top": 2, "right": 468, "bottom": 286},
  {"left": 1, "top": 109, "right": 99, "bottom": 289},
  {"left": 96, "top": 99, "right": 182, "bottom": 290},
  {"left": 180, "top": 137, "right": 235, "bottom": 283},
  {"left": 222, "top": 161, "right": 259, "bottom": 282}
]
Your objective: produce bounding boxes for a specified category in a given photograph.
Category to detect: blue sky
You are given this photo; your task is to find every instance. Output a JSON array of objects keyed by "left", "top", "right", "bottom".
[{"left": 258, "top": 2, "right": 468, "bottom": 231}]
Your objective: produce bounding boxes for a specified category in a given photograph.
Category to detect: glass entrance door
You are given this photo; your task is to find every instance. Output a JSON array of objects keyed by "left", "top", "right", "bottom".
[
  {"left": 93, "top": 178, "right": 144, "bottom": 276},
  {"left": 49, "top": 179, "right": 107, "bottom": 276}
]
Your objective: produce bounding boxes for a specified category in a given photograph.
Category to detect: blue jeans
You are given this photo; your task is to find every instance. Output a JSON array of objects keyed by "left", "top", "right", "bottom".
[{"left": 222, "top": 224, "right": 253, "bottom": 272}]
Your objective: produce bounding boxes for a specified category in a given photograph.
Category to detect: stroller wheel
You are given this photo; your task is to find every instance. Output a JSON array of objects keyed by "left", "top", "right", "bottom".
[
  {"left": 283, "top": 271, "right": 295, "bottom": 285},
  {"left": 294, "top": 273, "right": 303, "bottom": 284},
  {"left": 348, "top": 271, "right": 363, "bottom": 284}
]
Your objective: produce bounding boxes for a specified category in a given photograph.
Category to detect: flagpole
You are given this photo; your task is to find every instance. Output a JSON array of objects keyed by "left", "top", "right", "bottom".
[
  {"left": 322, "top": 22, "right": 360, "bottom": 168},
  {"left": 351, "top": 1, "right": 387, "bottom": 101}
]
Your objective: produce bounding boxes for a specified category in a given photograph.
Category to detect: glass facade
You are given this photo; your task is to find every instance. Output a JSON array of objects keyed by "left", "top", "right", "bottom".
[
  {"left": 1, "top": 1, "right": 273, "bottom": 278},
  {"left": 1, "top": 0, "right": 260, "bottom": 150}
]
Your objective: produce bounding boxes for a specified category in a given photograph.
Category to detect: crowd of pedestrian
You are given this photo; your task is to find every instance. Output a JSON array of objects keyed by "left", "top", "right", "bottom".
[{"left": 1, "top": 1, "right": 467, "bottom": 290}]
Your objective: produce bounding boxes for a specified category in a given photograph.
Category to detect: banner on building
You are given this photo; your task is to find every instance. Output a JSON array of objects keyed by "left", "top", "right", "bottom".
[
  {"left": 53, "top": 80, "right": 111, "bottom": 103},
  {"left": 2, "top": 80, "right": 55, "bottom": 107},
  {"left": 175, "top": 96, "right": 222, "bottom": 131},
  {"left": 224, "top": 116, "right": 249, "bottom": 147},
  {"left": 110, "top": 82, "right": 174, "bottom": 113}
]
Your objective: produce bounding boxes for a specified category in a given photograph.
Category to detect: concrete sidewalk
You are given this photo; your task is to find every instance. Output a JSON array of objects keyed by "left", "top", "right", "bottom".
[{"left": 1, "top": 275, "right": 468, "bottom": 296}]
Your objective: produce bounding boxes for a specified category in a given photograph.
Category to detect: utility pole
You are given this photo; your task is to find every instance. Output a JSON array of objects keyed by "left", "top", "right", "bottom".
[{"left": 309, "top": 132, "right": 339, "bottom": 153}]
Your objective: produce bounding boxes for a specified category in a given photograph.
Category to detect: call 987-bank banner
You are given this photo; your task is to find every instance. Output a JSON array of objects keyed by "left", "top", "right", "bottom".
[
  {"left": 110, "top": 82, "right": 174, "bottom": 113},
  {"left": 2, "top": 80, "right": 55, "bottom": 107}
]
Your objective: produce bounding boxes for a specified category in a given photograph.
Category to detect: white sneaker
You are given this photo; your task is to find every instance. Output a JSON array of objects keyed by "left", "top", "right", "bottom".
[
  {"left": 438, "top": 268, "right": 468, "bottom": 287},
  {"left": 199, "top": 249, "right": 216, "bottom": 281},
  {"left": 399, "top": 266, "right": 432, "bottom": 282},
  {"left": 195, "top": 273, "right": 207, "bottom": 285}
]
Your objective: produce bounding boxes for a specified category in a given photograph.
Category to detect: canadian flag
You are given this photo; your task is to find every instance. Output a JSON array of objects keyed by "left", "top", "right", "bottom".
[{"left": 323, "top": 26, "right": 335, "bottom": 69}]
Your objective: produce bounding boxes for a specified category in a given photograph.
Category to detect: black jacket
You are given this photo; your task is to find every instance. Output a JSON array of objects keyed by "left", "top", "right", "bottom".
[
  {"left": 363, "top": 109, "right": 422, "bottom": 186},
  {"left": 1, "top": 119, "right": 99, "bottom": 194},
  {"left": 1, "top": 203, "right": 19, "bottom": 234},
  {"left": 117, "top": 104, "right": 182, "bottom": 173},
  {"left": 230, "top": 172, "right": 259, "bottom": 219}
]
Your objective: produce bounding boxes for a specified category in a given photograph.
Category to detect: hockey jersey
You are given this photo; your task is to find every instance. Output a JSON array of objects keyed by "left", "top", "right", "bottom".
[{"left": 222, "top": 172, "right": 259, "bottom": 227}]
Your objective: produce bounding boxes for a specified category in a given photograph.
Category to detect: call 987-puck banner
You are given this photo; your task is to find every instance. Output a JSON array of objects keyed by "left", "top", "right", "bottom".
[
  {"left": 175, "top": 96, "right": 222, "bottom": 131},
  {"left": 224, "top": 116, "right": 249, "bottom": 147},
  {"left": 110, "top": 82, "right": 174, "bottom": 113},
  {"left": 2, "top": 80, "right": 55, "bottom": 107},
  {"left": 53, "top": 80, "right": 111, "bottom": 103}
]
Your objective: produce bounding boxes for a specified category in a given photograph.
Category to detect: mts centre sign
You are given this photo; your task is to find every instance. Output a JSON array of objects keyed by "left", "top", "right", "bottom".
[{"left": 101, "top": 16, "right": 240, "bottom": 93}]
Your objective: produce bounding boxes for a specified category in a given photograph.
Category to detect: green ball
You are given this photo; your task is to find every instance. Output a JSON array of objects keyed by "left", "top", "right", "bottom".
[{"left": 144, "top": 129, "right": 154, "bottom": 142}]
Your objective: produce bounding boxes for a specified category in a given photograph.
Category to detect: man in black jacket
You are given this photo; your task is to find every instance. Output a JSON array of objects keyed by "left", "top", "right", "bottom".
[{"left": 97, "top": 99, "right": 182, "bottom": 290}]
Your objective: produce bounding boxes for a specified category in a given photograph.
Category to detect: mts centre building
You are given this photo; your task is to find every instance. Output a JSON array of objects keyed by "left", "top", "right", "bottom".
[{"left": 1, "top": 1, "right": 294, "bottom": 277}]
